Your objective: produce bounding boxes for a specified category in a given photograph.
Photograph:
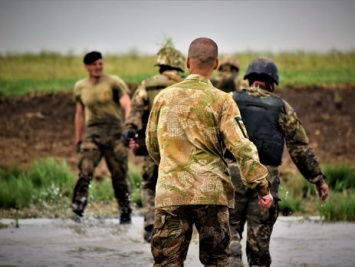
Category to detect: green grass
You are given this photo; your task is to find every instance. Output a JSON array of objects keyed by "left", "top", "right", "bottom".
[
  {"left": 0, "top": 157, "right": 73, "bottom": 209},
  {"left": 319, "top": 189, "right": 355, "bottom": 221},
  {"left": 278, "top": 164, "right": 355, "bottom": 221},
  {"left": 0, "top": 157, "right": 142, "bottom": 214},
  {"left": 1, "top": 50, "right": 355, "bottom": 96},
  {"left": 1, "top": 159, "right": 354, "bottom": 221}
]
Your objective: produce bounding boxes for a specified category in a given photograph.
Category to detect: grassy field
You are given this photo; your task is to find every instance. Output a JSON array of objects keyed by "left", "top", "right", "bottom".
[{"left": 1, "top": 50, "right": 355, "bottom": 96}]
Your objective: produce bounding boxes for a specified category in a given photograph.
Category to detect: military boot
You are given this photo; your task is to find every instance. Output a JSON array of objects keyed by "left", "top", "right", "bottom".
[{"left": 119, "top": 206, "right": 132, "bottom": 225}]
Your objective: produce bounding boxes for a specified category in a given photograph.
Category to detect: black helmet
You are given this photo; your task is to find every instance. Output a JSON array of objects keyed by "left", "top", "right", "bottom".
[{"left": 243, "top": 57, "right": 279, "bottom": 85}]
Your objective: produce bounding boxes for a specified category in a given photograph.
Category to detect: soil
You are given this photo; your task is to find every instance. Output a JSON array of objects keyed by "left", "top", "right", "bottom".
[{"left": 1, "top": 85, "right": 354, "bottom": 173}]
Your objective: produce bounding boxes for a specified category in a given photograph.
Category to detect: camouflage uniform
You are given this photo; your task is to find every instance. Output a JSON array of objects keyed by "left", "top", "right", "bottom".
[
  {"left": 228, "top": 84, "right": 326, "bottom": 267},
  {"left": 211, "top": 56, "right": 246, "bottom": 93},
  {"left": 146, "top": 74, "right": 270, "bottom": 266},
  {"left": 125, "top": 42, "right": 185, "bottom": 242},
  {"left": 72, "top": 73, "right": 132, "bottom": 223}
]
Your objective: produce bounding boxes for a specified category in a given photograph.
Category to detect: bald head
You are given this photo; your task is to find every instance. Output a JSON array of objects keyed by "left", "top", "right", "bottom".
[{"left": 187, "top": 37, "right": 218, "bottom": 77}]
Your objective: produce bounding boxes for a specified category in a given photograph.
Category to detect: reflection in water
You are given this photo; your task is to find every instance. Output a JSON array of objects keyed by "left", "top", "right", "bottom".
[{"left": 0, "top": 216, "right": 355, "bottom": 267}]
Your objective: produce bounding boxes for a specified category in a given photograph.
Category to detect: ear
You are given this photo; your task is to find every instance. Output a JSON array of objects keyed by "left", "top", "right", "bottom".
[
  {"left": 213, "top": 59, "right": 219, "bottom": 70},
  {"left": 186, "top": 57, "right": 190, "bottom": 69}
]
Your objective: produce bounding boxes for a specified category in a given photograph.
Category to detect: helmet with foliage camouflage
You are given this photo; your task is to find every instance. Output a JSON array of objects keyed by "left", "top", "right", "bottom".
[
  {"left": 218, "top": 56, "right": 240, "bottom": 71},
  {"left": 243, "top": 57, "right": 279, "bottom": 85},
  {"left": 155, "top": 39, "right": 185, "bottom": 72}
]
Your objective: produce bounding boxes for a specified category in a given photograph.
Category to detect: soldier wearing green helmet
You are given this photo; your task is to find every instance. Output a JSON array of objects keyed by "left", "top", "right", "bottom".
[{"left": 124, "top": 39, "right": 185, "bottom": 243}]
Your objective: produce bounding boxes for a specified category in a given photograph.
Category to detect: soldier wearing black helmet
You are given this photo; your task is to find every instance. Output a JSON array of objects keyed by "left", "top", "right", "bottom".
[
  {"left": 124, "top": 40, "right": 185, "bottom": 243},
  {"left": 227, "top": 57, "right": 330, "bottom": 267}
]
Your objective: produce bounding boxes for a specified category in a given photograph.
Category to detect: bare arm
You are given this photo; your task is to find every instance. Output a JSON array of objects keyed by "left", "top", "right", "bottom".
[
  {"left": 119, "top": 93, "right": 131, "bottom": 120},
  {"left": 75, "top": 102, "right": 85, "bottom": 144}
]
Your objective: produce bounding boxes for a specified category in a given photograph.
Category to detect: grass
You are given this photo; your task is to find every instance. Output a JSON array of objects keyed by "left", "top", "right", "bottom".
[
  {"left": 0, "top": 158, "right": 354, "bottom": 221},
  {"left": 278, "top": 164, "right": 355, "bottom": 221},
  {"left": 1, "top": 50, "right": 355, "bottom": 96},
  {"left": 0, "top": 157, "right": 142, "bottom": 219}
]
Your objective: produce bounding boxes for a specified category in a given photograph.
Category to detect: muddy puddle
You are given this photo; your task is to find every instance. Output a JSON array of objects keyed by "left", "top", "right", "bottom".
[{"left": 0, "top": 215, "right": 354, "bottom": 267}]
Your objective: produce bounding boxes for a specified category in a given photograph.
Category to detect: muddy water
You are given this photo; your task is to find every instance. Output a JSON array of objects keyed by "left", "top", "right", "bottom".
[{"left": 0, "top": 215, "right": 354, "bottom": 267}]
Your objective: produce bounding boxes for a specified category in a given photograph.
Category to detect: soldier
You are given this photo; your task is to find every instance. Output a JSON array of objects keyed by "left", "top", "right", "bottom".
[
  {"left": 228, "top": 57, "right": 330, "bottom": 267},
  {"left": 124, "top": 40, "right": 185, "bottom": 242},
  {"left": 210, "top": 56, "right": 245, "bottom": 92},
  {"left": 146, "top": 37, "right": 273, "bottom": 267},
  {"left": 71, "top": 51, "right": 133, "bottom": 224}
]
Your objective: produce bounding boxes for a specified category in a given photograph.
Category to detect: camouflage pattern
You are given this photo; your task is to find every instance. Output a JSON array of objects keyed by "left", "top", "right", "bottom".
[
  {"left": 211, "top": 56, "right": 246, "bottom": 93},
  {"left": 218, "top": 56, "right": 240, "bottom": 72},
  {"left": 125, "top": 71, "right": 183, "bottom": 240},
  {"left": 155, "top": 43, "right": 186, "bottom": 72},
  {"left": 228, "top": 163, "right": 279, "bottom": 267},
  {"left": 146, "top": 74, "right": 270, "bottom": 209},
  {"left": 279, "top": 99, "right": 324, "bottom": 184},
  {"left": 228, "top": 85, "right": 325, "bottom": 266},
  {"left": 151, "top": 205, "right": 230, "bottom": 267},
  {"left": 211, "top": 72, "right": 245, "bottom": 93},
  {"left": 239, "top": 85, "right": 325, "bottom": 185},
  {"left": 72, "top": 73, "right": 131, "bottom": 220},
  {"left": 141, "top": 155, "right": 158, "bottom": 231}
]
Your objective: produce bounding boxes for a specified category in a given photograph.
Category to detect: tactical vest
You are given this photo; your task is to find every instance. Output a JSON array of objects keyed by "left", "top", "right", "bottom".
[
  {"left": 134, "top": 75, "right": 178, "bottom": 156},
  {"left": 232, "top": 90, "right": 285, "bottom": 166}
]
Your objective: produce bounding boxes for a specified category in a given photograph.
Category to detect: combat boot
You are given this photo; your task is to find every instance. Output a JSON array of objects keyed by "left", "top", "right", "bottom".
[
  {"left": 119, "top": 206, "right": 132, "bottom": 225},
  {"left": 143, "top": 224, "right": 154, "bottom": 243},
  {"left": 71, "top": 198, "right": 86, "bottom": 223}
]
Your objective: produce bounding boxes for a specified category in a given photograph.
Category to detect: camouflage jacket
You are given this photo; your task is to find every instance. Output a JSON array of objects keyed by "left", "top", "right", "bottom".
[
  {"left": 125, "top": 71, "right": 183, "bottom": 155},
  {"left": 146, "top": 74, "right": 269, "bottom": 208},
  {"left": 233, "top": 85, "right": 325, "bottom": 185},
  {"left": 125, "top": 70, "right": 183, "bottom": 131},
  {"left": 211, "top": 71, "right": 246, "bottom": 92}
]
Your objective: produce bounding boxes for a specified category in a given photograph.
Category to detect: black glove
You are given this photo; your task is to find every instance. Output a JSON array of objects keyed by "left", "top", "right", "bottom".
[{"left": 123, "top": 130, "right": 138, "bottom": 147}]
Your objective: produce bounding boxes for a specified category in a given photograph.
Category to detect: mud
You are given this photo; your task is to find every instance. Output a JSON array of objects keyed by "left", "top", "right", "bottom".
[
  {"left": 0, "top": 86, "right": 355, "bottom": 172},
  {"left": 0, "top": 216, "right": 354, "bottom": 267}
]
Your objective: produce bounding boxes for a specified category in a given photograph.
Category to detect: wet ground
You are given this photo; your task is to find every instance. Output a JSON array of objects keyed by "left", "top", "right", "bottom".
[{"left": 0, "top": 215, "right": 354, "bottom": 267}]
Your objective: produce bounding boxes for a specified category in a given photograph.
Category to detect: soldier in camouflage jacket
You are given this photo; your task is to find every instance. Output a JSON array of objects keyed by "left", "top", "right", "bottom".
[
  {"left": 227, "top": 57, "right": 329, "bottom": 267},
  {"left": 124, "top": 40, "right": 185, "bottom": 243},
  {"left": 146, "top": 38, "right": 273, "bottom": 267}
]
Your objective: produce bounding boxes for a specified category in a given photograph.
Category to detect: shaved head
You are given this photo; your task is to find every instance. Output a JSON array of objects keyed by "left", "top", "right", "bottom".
[{"left": 188, "top": 37, "right": 218, "bottom": 69}]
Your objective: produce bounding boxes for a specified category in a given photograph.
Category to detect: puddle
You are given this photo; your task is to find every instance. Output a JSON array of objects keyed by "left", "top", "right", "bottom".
[{"left": 0, "top": 216, "right": 354, "bottom": 267}]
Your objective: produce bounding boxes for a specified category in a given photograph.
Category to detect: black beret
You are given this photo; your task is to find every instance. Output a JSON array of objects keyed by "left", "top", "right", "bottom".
[{"left": 83, "top": 51, "right": 102, "bottom": 65}]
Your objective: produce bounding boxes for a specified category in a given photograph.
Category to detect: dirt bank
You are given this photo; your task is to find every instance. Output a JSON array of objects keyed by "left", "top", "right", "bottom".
[{"left": 1, "top": 86, "right": 354, "bottom": 172}]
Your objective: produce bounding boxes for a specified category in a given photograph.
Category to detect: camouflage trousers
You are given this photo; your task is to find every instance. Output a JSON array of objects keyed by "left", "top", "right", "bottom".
[
  {"left": 141, "top": 155, "right": 158, "bottom": 236},
  {"left": 71, "top": 131, "right": 131, "bottom": 217},
  {"left": 228, "top": 163, "right": 280, "bottom": 267},
  {"left": 152, "top": 205, "right": 231, "bottom": 267}
]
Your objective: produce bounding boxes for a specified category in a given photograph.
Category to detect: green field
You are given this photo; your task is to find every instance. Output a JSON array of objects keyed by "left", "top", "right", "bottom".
[{"left": 1, "top": 50, "right": 355, "bottom": 96}]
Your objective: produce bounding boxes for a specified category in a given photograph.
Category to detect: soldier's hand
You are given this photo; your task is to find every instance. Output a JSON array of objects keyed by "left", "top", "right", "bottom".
[
  {"left": 123, "top": 130, "right": 138, "bottom": 147},
  {"left": 128, "top": 138, "right": 139, "bottom": 150},
  {"left": 258, "top": 192, "right": 273, "bottom": 209},
  {"left": 316, "top": 182, "right": 329, "bottom": 201}
]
